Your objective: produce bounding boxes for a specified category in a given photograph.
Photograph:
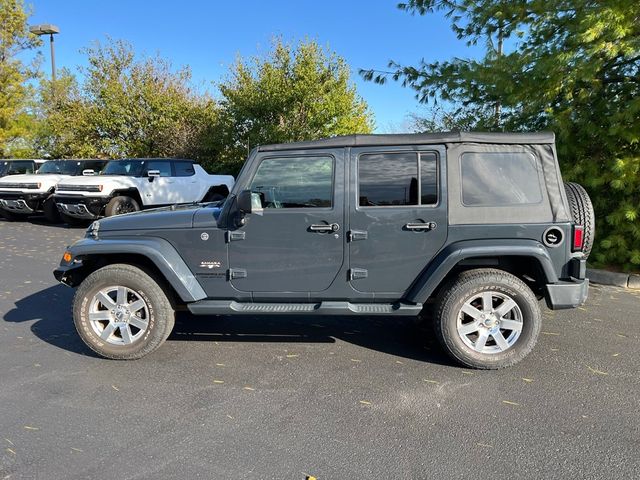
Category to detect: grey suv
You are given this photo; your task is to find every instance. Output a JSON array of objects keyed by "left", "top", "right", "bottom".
[{"left": 54, "top": 132, "right": 593, "bottom": 369}]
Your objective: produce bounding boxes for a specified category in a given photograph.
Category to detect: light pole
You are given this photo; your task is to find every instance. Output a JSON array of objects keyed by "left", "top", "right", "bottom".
[{"left": 29, "top": 24, "right": 60, "bottom": 82}]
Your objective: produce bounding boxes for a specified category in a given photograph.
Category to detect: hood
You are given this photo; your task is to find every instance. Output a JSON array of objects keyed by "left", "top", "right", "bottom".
[
  {"left": 96, "top": 203, "right": 205, "bottom": 231},
  {"left": 0, "top": 173, "right": 68, "bottom": 188},
  {"left": 56, "top": 174, "right": 133, "bottom": 191}
]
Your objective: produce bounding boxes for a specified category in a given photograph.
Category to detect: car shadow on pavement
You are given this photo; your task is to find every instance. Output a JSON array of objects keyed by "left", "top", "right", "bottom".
[
  {"left": 3, "top": 284, "right": 99, "bottom": 357},
  {"left": 171, "top": 311, "right": 454, "bottom": 366},
  {"left": 3, "top": 285, "right": 453, "bottom": 366}
]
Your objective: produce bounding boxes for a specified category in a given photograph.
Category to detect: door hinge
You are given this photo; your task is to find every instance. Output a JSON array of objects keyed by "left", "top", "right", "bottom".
[
  {"left": 348, "top": 230, "right": 368, "bottom": 242},
  {"left": 349, "top": 268, "right": 368, "bottom": 280},
  {"left": 228, "top": 268, "right": 247, "bottom": 280},
  {"left": 225, "top": 230, "right": 246, "bottom": 243}
]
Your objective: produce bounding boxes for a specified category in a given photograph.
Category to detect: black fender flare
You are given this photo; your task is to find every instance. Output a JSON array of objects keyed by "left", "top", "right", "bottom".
[
  {"left": 110, "top": 188, "right": 143, "bottom": 206},
  {"left": 62, "top": 236, "right": 206, "bottom": 302},
  {"left": 405, "top": 239, "right": 558, "bottom": 303}
]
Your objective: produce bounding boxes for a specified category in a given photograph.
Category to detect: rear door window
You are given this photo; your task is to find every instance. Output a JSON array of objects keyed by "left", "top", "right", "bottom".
[
  {"left": 358, "top": 151, "right": 438, "bottom": 207},
  {"left": 174, "top": 161, "right": 196, "bottom": 177}
]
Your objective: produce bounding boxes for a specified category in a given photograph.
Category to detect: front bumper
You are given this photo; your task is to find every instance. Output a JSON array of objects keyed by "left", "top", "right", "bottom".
[
  {"left": 56, "top": 195, "right": 109, "bottom": 219},
  {"left": 0, "top": 192, "right": 49, "bottom": 214},
  {"left": 54, "top": 260, "right": 85, "bottom": 287}
]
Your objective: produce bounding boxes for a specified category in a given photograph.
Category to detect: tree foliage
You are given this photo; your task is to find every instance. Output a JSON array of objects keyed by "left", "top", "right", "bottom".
[
  {"left": 363, "top": 0, "right": 640, "bottom": 270},
  {"left": 0, "top": 0, "right": 40, "bottom": 157},
  {"left": 217, "top": 39, "right": 373, "bottom": 171},
  {"left": 35, "top": 40, "right": 217, "bottom": 161}
]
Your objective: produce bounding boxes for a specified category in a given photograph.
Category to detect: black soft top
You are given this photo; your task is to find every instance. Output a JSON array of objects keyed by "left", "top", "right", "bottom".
[{"left": 258, "top": 131, "right": 555, "bottom": 152}]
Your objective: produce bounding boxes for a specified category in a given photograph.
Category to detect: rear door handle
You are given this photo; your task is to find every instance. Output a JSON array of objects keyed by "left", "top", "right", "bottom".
[
  {"left": 405, "top": 222, "right": 436, "bottom": 231},
  {"left": 309, "top": 223, "right": 340, "bottom": 232}
]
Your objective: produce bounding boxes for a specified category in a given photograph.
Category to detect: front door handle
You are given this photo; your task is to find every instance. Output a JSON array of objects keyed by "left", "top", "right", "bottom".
[
  {"left": 309, "top": 223, "right": 340, "bottom": 232},
  {"left": 405, "top": 222, "right": 436, "bottom": 231}
]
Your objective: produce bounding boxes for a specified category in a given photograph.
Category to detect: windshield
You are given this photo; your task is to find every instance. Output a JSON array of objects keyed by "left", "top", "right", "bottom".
[
  {"left": 101, "top": 159, "right": 146, "bottom": 176},
  {"left": 0, "top": 161, "right": 35, "bottom": 176},
  {"left": 37, "top": 160, "right": 81, "bottom": 175}
]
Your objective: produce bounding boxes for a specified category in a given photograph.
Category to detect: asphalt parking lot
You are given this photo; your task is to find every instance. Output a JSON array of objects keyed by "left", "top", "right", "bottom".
[{"left": 0, "top": 219, "right": 639, "bottom": 480}]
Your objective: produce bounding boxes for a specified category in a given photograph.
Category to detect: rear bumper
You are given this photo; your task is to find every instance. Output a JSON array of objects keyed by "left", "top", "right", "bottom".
[{"left": 545, "top": 277, "right": 589, "bottom": 310}]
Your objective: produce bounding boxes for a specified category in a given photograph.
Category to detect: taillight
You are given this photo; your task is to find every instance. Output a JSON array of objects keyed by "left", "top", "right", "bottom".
[{"left": 572, "top": 225, "right": 584, "bottom": 252}]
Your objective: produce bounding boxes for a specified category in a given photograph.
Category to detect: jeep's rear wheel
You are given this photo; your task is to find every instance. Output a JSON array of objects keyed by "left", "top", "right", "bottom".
[
  {"left": 73, "top": 264, "right": 175, "bottom": 359},
  {"left": 434, "top": 268, "right": 541, "bottom": 369},
  {"left": 564, "top": 182, "right": 595, "bottom": 258},
  {"left": 105, "top": 196, "right": 140, "bottom": 217}
]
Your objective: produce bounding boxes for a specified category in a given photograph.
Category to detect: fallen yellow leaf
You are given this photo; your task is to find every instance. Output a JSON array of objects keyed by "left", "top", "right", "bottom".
[
  {"left": 213, "top": 380, "right": 224, "bottom": 384},
  {"left": 586, "top": 366, "right": 608, "bottom": 376},
  {"left": 23, "top": 425, "right": 39, "bottom": 431},
  {"left": 359, "top": 400, "right": 372, "bottom": 405},
  {"left": 502, "top": 400, "right": 520, "bottom": 406}
]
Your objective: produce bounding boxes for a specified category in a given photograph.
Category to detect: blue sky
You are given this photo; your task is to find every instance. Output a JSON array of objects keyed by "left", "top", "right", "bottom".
[{"left": 26, "top": 0, "right": 483, "bottom": 132}]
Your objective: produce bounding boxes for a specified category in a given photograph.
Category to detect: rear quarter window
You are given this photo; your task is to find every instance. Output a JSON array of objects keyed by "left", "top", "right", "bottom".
[{"left": 460, "top": 152, "right": 543, "bottom": 206}]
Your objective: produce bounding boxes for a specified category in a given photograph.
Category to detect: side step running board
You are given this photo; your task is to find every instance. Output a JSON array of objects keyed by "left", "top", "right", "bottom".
[{"left": 187, "top": 300, "right": 422, "bottom": 316}]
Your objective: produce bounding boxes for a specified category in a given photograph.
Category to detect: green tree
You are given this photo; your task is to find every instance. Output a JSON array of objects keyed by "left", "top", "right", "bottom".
[
  {"left": 0, "top": 0, "right": 40, "bottom": 157},
  {"left": 217, "top": 39, "right": 374, "bottom": 172},
  {"left": 81, "top": 39, "right": 216, "bottom": 159},
  {"left": 36, "top": 39, "right": 219, "bottom": 163},
  {"left": 363, "top": 1, "right": 640, "bottom": 270}
]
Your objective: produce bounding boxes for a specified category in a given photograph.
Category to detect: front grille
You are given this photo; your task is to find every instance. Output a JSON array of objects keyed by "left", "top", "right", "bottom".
[
  {"left": 0, "top": 183, "right": 39, "bottom": 189},
  {"left": 57, "top": 184, "right": 101, "bottom": 192}
]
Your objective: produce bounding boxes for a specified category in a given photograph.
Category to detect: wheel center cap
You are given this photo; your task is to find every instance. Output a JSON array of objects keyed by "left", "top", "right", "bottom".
[
  {"left": 484, "top": 315, "right": 498, "bottom": 327},
  {"left": 114, "top": 305, "right": 130, "bottom": 322}
]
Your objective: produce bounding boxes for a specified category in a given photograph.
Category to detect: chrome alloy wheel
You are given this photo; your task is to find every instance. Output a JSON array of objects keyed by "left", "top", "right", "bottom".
[
  {"left": 456, "top": 291, "right": 523, "bottom": 354},
  {"left": 88, "top": 286, "right": 150, "bottom": 345}
]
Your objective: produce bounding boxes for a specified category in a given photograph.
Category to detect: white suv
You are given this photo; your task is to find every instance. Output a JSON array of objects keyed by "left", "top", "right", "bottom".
[
  {"left": 0, "top": 159, "right": 107, "bottom": 222},
  {"left": 54, "top": 158, "right": 234, "bottom": 223}
]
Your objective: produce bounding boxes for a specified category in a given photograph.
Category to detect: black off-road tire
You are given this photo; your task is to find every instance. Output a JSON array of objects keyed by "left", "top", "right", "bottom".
[
  {"left": 434, "top": 268, "right": 542, "bottom": 370},
  {"left": 564, "top": 182, "right": 595, "bottom": 258},
  {"left": 60, "top": 212, "right": 88, "bottom": 227},
  {"left": 43, "top": 196, "right": 62, "bottom": 223},
  {"left": 105, "top": 195, "right": 140, "bottom": 217},
  {"left": 73, "top": 264, "right": 175, "bottom": 360}
]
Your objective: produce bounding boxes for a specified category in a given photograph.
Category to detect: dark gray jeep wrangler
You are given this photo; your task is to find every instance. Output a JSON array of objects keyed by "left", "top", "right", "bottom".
[{"left": 54, "top": 132, "right": 593, "bottom": 369}]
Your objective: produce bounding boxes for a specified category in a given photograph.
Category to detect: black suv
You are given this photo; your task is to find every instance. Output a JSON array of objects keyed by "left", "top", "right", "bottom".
[{"left": 54, "top": 132, "right": 593, "bottom": 369}]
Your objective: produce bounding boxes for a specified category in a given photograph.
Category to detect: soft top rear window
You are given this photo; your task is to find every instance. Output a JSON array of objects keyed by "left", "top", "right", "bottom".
[{"left": 460, "top": 152, "right": 543, "bottom": 206}]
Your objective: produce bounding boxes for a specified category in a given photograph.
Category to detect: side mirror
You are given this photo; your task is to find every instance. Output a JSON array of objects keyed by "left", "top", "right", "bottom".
[
  {"left": 237, "top": 190, "right": 253, "bottom": 214},
  {"left": 147, "top": 169, "right": 160, "bottom": 182},
  {"left": 82, "top": 169, "right": 96, "bottom": 176},
  {"left": 237, "top": 190, "right": 263, "bottom": 215}
]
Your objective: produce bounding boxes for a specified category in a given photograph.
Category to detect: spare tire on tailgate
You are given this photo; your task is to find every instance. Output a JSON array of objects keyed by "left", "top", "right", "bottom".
[{"left": 564, "top": 182, "right": 595, "bottom": 258}]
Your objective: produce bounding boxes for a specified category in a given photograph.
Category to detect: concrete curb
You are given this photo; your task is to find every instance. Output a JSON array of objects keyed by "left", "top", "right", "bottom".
[{"left": 587, "top": 269, "right": 640, "bottom": 289}]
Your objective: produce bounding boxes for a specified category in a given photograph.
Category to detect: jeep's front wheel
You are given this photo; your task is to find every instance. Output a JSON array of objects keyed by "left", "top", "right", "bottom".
[
  {"left": 434, "top": 268, "right": 541, "bottom": 369},
  {"left": 105, "top": 196, "right": 140, "bottom": 217},
  {"left": 73, "top": 264, "right": 175, "bottom": 359}
]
